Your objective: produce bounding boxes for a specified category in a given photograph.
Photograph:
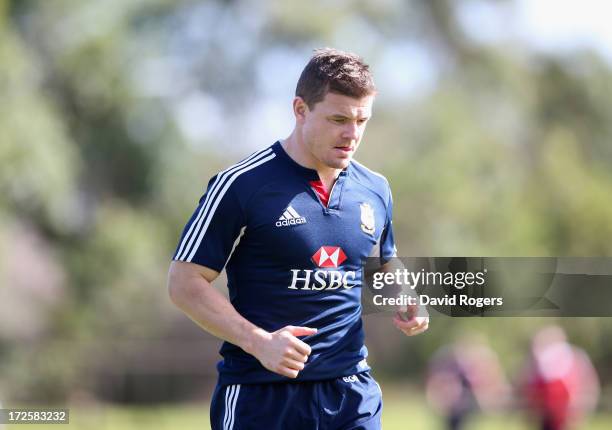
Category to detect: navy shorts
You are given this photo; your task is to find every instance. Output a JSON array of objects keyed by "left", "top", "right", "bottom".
[{"left": 210, "top": 372, "right": 383, "bottom": 430}]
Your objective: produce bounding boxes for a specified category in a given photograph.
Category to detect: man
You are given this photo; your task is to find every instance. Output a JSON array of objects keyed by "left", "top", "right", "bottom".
[
  {"left": 168, "top": 48, "right": 429, "bottom": 430},
  {"left": 426, "top": 335, "right": 510, "bottom": 430},
  {"left": 521, "top": 326, "right": 600, "bottom": 430}
]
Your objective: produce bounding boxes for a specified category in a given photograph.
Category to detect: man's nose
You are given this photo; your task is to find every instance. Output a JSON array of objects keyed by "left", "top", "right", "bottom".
[{"left": 342, "top": 122, "right": 360, "bottom": 141}]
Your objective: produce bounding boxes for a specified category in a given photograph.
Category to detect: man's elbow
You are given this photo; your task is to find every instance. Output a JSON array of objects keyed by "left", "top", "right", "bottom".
[
  {"left": 167, "top": 261, "right": 218, "bottom": 308},
  {"left": 167, "top": 262, "right": 188, "bottom": 307},
  {"left": 167, "top": 261, "right": 217, "bottom": 302}
]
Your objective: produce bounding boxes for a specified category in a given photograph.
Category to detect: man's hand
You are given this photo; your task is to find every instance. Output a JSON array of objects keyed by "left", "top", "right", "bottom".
[
  {"left": 250, "top": 325, "right": 317, "bottom": 379},
  {"left": 393, "top": 304, "right": 429, "bottom": 336}
]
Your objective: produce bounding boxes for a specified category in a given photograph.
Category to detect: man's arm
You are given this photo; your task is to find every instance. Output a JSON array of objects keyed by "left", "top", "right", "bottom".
[
  {"left": 167, "top": 261, "right": 316, "bottom": 378},
  {"left": 379, "top": 259, "right": 430, "bottom": 336},
  {"left": 376, "top": 184, "right": 429, "bottom": 336}
]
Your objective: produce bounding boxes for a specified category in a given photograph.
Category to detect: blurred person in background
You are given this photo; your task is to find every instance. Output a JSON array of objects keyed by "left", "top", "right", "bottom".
[
  {"left": 426, "top": 335, "right": 510, "bottom": 430},
  {"left": 167, "top": 48, "right": 429, "bottom": 430},
  {"left": 520, "top": 325, "right": 600, "bottom": 430}
]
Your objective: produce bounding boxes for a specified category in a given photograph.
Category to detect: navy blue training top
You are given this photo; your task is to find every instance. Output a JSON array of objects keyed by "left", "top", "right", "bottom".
[{"left": 173, "top": 141, "right": 396, "bottom": 385}]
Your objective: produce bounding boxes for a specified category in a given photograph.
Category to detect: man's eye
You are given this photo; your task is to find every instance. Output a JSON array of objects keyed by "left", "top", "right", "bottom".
[
  {"left": 332, "top": 118, "right": 345, "bottom": 124},
  {"left": 357, "top": 119, "right": 367, "bottom": 125}
]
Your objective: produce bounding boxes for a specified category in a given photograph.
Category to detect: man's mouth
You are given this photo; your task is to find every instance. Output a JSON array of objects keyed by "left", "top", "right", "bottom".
[{"left": 335, "top": 146, "right": 354, "bottom": 152}]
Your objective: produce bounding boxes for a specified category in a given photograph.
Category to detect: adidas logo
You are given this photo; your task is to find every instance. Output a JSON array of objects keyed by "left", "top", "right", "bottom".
[{"left": 276, "top": 206, "right": 307, "bottom": 227}]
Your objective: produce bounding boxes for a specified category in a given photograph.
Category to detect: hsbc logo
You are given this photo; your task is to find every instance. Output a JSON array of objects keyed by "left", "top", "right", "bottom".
[
  {"left": 288, "top": 246, "right": 356, "bottom": 291},
  {"left": 311, "top": 246, "right": 347, "bottom": 268}
]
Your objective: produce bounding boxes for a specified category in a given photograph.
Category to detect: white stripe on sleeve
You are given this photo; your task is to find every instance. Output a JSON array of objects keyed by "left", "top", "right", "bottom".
[
  {"left": 185, "top": 153, "right": 275, "bottom": 262},
  {"left": 175, "top": 147, "right": 273, "bottom": 261}
]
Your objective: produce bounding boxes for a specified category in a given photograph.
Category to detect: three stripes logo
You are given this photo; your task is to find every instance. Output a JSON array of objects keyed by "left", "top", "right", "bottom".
[
  {"left": 223, "top": 384, "right": 240, "bottom": 430},
  {"left": 276, "top": 205, "right": 307, "bottom": 227}
]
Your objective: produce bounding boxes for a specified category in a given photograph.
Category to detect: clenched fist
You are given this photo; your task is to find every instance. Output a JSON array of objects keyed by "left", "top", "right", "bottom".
[{"left": 250, "top": 325, "right": 317, "bottom": 378}]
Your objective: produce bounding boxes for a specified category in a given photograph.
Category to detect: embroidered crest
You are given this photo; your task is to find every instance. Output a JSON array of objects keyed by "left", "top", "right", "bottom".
[{"left": 360, "top": 202, "right": 375, "bottom": 235}]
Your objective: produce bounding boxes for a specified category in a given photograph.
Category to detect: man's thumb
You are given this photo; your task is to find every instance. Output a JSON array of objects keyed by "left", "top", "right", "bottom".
[{"left": 286, "top": 326, "right": 318, "bottom": 337}]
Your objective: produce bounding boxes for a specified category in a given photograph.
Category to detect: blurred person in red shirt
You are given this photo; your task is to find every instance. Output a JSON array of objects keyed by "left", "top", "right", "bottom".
[{"left": 521, "top": 325, "right": 600, "bottom": 430}]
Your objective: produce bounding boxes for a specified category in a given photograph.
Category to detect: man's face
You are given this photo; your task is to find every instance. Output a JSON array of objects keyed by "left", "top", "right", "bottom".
[{"left": 299, "top": 92, "right": 374, "bottom": 171}]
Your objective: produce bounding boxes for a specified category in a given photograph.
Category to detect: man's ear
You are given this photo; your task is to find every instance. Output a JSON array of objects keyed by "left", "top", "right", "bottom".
[{"left": 293, "top": 97, "right": 308, "bottom": 123}]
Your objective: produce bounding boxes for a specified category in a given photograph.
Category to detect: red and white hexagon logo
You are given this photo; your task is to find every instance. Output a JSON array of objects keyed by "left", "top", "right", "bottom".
[{"left": 311, "top": 246, "right": 347, "bottom": 268}]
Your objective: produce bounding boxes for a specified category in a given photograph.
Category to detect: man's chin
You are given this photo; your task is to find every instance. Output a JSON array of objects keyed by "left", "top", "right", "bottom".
[{"left": 327, "top": 158, "right": 351, "bottom": 170}]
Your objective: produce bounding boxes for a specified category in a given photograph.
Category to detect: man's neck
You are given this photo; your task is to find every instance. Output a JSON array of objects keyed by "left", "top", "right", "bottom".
[{"left": 281, "top": 133, "right": 340, "bottom": 189}]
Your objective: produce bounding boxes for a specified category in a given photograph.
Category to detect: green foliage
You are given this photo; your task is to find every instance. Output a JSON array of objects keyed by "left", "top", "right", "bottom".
[
  {"left": 1, "top": 0, "right": 612, "bottom": 405},
  {"left": 0, "top": 17, "right": 79, "bottom": 232}
]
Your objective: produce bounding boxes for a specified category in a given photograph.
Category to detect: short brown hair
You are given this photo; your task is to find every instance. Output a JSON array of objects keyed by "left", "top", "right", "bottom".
[{"left": 296, "top": 48, "right": 376, "bottom": 109}]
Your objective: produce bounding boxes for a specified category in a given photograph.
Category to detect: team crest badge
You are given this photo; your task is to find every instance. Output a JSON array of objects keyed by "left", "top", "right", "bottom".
[{"left": 360, "top": 203, "right": 375, "bottom": 235}]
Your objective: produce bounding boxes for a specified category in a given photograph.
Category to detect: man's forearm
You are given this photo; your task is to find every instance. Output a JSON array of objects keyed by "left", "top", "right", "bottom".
[{"left": 380, "top": 259, "right": 420, "bottom": 300}]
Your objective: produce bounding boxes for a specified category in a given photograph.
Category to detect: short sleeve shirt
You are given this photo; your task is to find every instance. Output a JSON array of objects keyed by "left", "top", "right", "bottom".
[{"left": 173, "top": 142, "right": 396, "bottom": 385}]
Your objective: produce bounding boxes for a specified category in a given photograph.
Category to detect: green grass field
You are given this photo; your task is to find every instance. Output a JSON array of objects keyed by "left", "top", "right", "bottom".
[{"left": 6, "top": 392, "right": 612, "bottom": 429}]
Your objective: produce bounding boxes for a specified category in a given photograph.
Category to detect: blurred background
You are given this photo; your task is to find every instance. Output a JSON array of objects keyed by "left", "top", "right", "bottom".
[{"left": 1, "top": 0, "right": 612, "bottom": 428}]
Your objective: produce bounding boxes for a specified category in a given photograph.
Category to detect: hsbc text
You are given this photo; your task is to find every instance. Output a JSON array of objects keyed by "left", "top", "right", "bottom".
[{"left": 288, "top": 269, "right": 357, "bottom": 290}]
